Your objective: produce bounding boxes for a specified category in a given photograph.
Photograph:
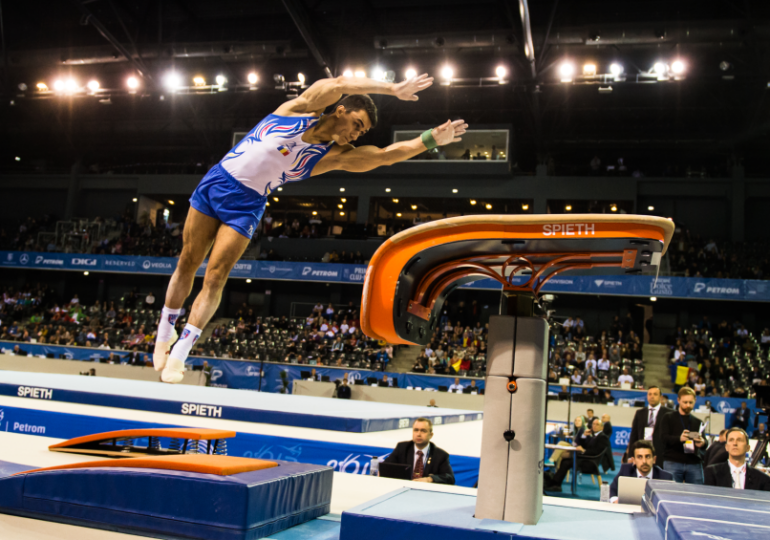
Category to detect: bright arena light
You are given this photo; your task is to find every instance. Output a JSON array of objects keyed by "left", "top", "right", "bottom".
[
  {"left": 36, "top": 82, "right": 48, "bottom": 91},
  {"left": 441, "top": 65, "right": 454, "bottom": 80},
  {"left": 372, "top": 67, "right": 385, "bottom": 81},
  {"left": 405, "top": 68, "right": 417, "bottom": 80},
  {"left": 583, "top": 64, "right": 597, "bottom": 77},
  {"left": 610, "top": 205, "right": 618, "bottom": 212},
  {"left": 648, "top": 205, "right": 655, "bottom": 211},
  {"left": 343, "top": 69, "right": 353, "bottom": 77},
  {"left": 495, "top": 65, "right": 507, "bottom": 79},
  {"left": 485, "top": 204, "right": 492, "bottom": 210},
  {"left": 64, "top": 79, "right": 78, "bottom": 93},
  {"left": 671, "top": 60, "right": 685, "bottom": 75},
  {"left": 246, "top": 279, "right": 252, "bottom": 283},
  {"left": 247, "top": 72, "right": 258, "bottom": 84},
  {"left": 216, "top": 75, "right": 227, "bottom": 86},
  {"left": 164, "top": 72, "right": 182, "bottom": 91},
  {"left": 193, "top": 76, "right": 206, "bottom": 86},
  {"left": 565, "top": 205, "right": 572, "bottom": 211},
  {"left": 87, "top": 80, "right": 99, "bottom": 92},
  {"left": 522, "top": 204, "right": 529, "bottom": 210},
  {"left": 392, "top": 198, "right": 399, "bottom": 203},
  {"left": 127, "top": 76, "right": 139, "bottom": 90},
  {"left": 297, "top": 73, "right": 305, "bottom": 84},
  {"left": 338, "top": 204, "right": 343, "bottom": 209},
  {"left": 411, "top": 205, "right": 417, "bottom": 210},
  {"left": 385, "top": 188, "right": 391, "bottom": 192},
  {"left": 354, "top": 70, "right": 366, "bottom": 78},
  {"left": 559, "top": 62, "right": 574, "bottom": 81},
  {"left": 653, "top": 62, "right": 667, "bottom": 76},
  {"left": 610, "top": 63, "right": 623, "bottom": 76},
  {"left": 650, "top": 297, "right": 657, "bottom": 302},
  {"left": 470, "top": 200, "right": 477, "bottom": 205},
  {"left": 396, "top": 213, "right": 402, "bottom": 217},
  {"left": 53, "top": 80, "right": 64, "bottom": 91},
  {"left": 312, "top": 211, "right": 318, "bottom": 216},
  {"left": 452, "top": 189, "right": 458, "bottom": 193}
]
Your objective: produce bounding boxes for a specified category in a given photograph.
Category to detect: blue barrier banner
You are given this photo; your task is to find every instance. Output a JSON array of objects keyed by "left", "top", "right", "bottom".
[
  {"left": 3, "top": 250, "right": 770, "bottom": 300},
  {"left": 0, "top": 405, "right": 481, "bottom": 486}
]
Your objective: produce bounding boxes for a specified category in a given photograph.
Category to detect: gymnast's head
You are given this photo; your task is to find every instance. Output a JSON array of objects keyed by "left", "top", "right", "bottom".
[{"left": 326, "top": 94, "right": 377, "bottom": 145}]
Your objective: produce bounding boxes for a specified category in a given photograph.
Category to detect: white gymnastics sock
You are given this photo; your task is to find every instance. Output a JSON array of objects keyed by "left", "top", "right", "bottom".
[
  {"left": 169, "top": 323, "right": 202, "bottom": 362},
  {"left": 158, "top": 306, "right": 181, "bottom": 342}
]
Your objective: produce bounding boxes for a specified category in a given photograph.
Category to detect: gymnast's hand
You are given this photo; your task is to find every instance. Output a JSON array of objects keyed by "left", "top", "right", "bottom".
[
  {"left": 432, "top": 119, "right": 468, "bottom": 145},
  {"left": 392, "top": 73, "right": 434, "bottom": 101}
]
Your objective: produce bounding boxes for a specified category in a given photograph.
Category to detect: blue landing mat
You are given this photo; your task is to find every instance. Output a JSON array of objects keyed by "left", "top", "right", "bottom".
[
  {"left": 645, "top": 480, "right": 770, "bottom": 540},
  {"left": 0, "top": 459, "right": 333, "bottom": 540},
  {"left": 340, "top": 488, "right": 662, "bottom": 540},
  {"left": 0, "top": 371, "right": 481, "bottom": 432}
]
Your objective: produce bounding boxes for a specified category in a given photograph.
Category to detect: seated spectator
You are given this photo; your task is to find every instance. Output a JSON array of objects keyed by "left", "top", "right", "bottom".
[
  {"left": 704, "top": 428, "right": 770, "bottom": 491},
  {"left": 617, "top": 368, "right": 634, "bottom": 386},
  {"left": 610, "top": 441, "right": 673, "bottom": 503}
]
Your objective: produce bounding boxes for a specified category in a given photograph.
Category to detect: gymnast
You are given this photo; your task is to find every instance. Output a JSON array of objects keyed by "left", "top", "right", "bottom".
[{"left": 153, "top": 73, "right": 468, "bottom": 383}]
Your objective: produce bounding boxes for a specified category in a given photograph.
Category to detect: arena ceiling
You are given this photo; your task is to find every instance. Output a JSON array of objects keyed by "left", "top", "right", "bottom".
[{"left": 1, "top": 0, "right": 770, "bottom": 173}]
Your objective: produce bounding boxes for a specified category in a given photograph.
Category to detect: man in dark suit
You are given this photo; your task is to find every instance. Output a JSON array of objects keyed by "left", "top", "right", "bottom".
[
  {"left": 732, "top": 402, "right": 750, "bottom": 432},
  {"left": 624, "top": 386, "right": 672, "bottom": 462},
  {"left": 383, "top": 418, "right": 455, "bottom": 484},
  {"left": 705, "top": 428, "right": 770, "bottom": 491},
  {"left": 610, "top": 440, "right": 673, "bottom": 502},
  {"left": 336, "top": 378, "right": 352, "bottom": 399},
  {"left": 545, "top": 417, "right": 611, "bottom": 492},
  {"left": 704, "top": 430, "right": 728, "bottom": 467}
]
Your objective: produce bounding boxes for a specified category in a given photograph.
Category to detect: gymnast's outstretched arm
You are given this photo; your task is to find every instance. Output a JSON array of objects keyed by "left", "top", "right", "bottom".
[
  {"left": 312, "top": 119, "right": 468, "bottom": 174},
  {"left": 275, "top": 73, "right": 434, "bottom": 115}
]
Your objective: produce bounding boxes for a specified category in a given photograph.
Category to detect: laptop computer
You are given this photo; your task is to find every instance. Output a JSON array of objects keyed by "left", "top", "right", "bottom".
[
  {"left": 378, "top": 462, "right": 411, "bottom": 480},
  {"left": 618, "top": 475, "right": 672, "bottom": 505}
]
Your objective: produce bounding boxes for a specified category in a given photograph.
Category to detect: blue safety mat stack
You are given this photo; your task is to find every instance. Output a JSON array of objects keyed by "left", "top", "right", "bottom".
[
  {"left": 643, "top": 480, "right": 770, "bottom": 540},
  {"left": 0, "top": 460, "right": 333, "bottom": 540}
]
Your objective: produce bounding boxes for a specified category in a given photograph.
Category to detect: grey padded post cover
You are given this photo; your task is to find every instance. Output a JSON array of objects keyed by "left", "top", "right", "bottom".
[{"left": 475, "top": 315, "right": 548, "bottom": 525}]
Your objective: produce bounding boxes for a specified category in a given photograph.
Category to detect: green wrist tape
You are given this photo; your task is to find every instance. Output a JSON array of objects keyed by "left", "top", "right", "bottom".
[{"left": 421, "top": 129, "right": 438, "bottom": 150}]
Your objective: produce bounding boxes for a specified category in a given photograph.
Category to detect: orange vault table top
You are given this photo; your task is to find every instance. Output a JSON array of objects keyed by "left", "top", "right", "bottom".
[{"left": 360, "top": 214, "right": 675, "bottom": 346}]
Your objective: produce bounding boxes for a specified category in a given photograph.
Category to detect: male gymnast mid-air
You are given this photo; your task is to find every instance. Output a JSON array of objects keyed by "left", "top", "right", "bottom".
[{"left": 153, "top": 73, "right": 468, "bottom": 383}]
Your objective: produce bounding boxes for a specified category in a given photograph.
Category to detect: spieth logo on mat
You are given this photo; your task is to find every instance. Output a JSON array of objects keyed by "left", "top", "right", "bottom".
[
  {"left": 181, "top": 403, "right": 222, "bottom": 417},
  {"left": 17, "top": 386, "right": 53, "bottom": 399},
  {"left": 541, "top": 223, "right": 596, "bottom": 236}
]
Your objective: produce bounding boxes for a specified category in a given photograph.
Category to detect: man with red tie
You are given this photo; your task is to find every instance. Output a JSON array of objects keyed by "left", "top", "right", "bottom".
[{"left": 383, "top": 418, "right": 455, "bottom": 484}]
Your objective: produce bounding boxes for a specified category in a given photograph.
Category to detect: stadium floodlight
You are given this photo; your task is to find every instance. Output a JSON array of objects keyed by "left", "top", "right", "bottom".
[
  {"left": 392, "top": 198, "right": 399, "bottom": 203},
  {"left": 396, "top": 213, "right": 402, "bottom": 217},
  {"left": 53, "top": 80, "right": 64, "bottom": 91},
  {"left": 411, "top": 205, "right": 417, "bottom": 210},
  {"left": 216, "top": 75, "right": 227, "bottom": 86},
  {"left": 127, "top": 76, "right": 139, "bottom": 90},
  {"left": 650, "top": 297, "right": 657, "bottom": 302},
  {"left": 583, "top": 64, "right": 597, "bottom": 77},
  {"left": 341, "top": 198, "right": 346, "bottom": 202},
  {"left": 485, "top": 203, "right": 492, "bottom": 210},
  {"left": 273, "top": 197, "right": 279, "bottom": 202},
  {"left": 496, "top": 65, "right": 507, "bottom": 79},
  {"left": 87, "top": 80, "right": 99, "bottom": 92},
  {"left": 64, "top": 79, "right": 78, "bottom": 93},
  {"left": 405, "top": 68, "right": 417, "bottom": 80},
  {"left": 565, "top": 204, "right": 572, "bottom": 211},
  {"left": 470, "top": 200, "right": 477, "bottom": 205},
  {"left": 354, "top": 70, "right": 366, "bottom": 78},
  {"left": 338, "top": 204, "right": 343, "bottom": 209},
  {"left": 193, "top": 76, "right": 206, "bottom": 86},
  {"left": 84, "top": 271, "right": 89, "bottom": 276},
  {"left": 559, "top": 62, "right": 574, "bottom": 82},
  {"left": 340, "top": 187, "right": 346, "bottom": 192},
  {"left": 671, "top": 60, "right": 685, "bottom": 75},
  {"left": 372, "top": 67, "right": 385, "bottom": 81},
  {"left": 441, "top": 65, "right": 454, "bottom": 81},
  {"left": 452, "top": 188, "right": 458, "bottom": 193},
  {"left": 522, "top": 204, "right": 529, "bottom": 210},
  {"left": 277, "top": 187, "right": 283, "bottom": 191},
  {"left": 168, "top": 200, "right": 175, "bottom": 205},
  {"left": 340, "top": 212, "right": 345, "bottom": 216},
  {"left": 342, "top": 69, "right": 353, "bottom": 77},
  {"left": 246, "top": 279, "right": 252, "bottom": 283},
  {"left": 312, "top": 211, "right": 318, "bottom": 216},
  {"left": 648, "top": 205, "right": 655, "bottom": 211},
  {"left": 247, "top": 72, "right": 258, "bottom": 84},
  {"left": 385, "top": 188, "right": 391, "bottom": 192},
  {"left": 297, "top": 73, "right": 305, "bottom": 85},
  {"left": 132, "top": 198, "right": 138, "bottom": 202},
  {"left": 36, "top": 82, "right": 48, "bottom": 91},
  {"left": 653, "top": 62, "right": 668, "bottom": 79},
  {"left": 610, "top": 205, "right": 618, "bottom": 212},
  {"left": 610, "top": 63, "right": 623, "bottom": 77},
  {"left": 164, "top": 72, "right": 182, "bottom": 91}
]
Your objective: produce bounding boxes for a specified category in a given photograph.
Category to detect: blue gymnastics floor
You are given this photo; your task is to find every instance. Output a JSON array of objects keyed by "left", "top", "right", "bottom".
[{"left": 0, "top": 371, "right": 481, "bottom": 432}]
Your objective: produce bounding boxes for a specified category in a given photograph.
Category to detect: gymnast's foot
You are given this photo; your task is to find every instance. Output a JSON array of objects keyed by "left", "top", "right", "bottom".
[
  {"left": 153, "top": 327, "right": 177, "bottom": 371},
  {"left": 161, "top": 356, "right": 185, "bottom": 384}
]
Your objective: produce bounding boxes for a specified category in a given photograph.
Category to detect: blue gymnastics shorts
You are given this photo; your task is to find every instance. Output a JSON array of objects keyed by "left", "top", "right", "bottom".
[{"left": 189, "top": 165, "right": 266, "bottom": 239}]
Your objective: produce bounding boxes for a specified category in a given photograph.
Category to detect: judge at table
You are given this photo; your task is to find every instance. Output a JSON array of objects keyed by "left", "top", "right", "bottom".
[{"left": 383, "top": 417, "right": 455, "bottom": 484}]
